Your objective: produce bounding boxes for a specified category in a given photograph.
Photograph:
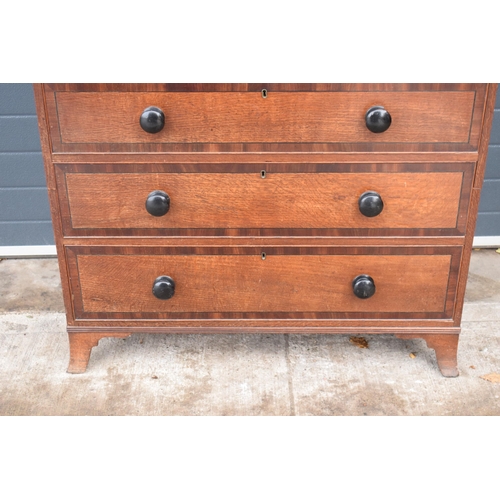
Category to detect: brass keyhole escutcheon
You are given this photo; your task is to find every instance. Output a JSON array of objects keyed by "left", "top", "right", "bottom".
[
  {"left": 261, "top": 252, "right": 267, "bottom": 260},
  {"left": 261, "top": 89, "right": 267, "bottom": 98},
  {"left": 260, "top": 170, "right": 266, "bottom": 179}
]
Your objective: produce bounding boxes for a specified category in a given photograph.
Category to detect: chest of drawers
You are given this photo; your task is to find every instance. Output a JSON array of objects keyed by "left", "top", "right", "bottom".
[{"left": 34, "top": 83, "right": 497, "bottom": 376}]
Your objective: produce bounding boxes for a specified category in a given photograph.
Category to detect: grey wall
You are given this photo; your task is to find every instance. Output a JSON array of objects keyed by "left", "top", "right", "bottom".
[
  {"left": 0, "top": 84, "right": 499, "bottom": 247},
  {"left": 476, "top": 89, "right": 500, "bottom": 236},
  {"left": 0, "top": 84, "right": 53, "bottom": 246}
]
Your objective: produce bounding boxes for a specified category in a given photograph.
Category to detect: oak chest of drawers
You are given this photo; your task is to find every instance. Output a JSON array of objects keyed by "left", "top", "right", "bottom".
[{"left": 34, "top": 83, "right": 497, "bottom": 375}]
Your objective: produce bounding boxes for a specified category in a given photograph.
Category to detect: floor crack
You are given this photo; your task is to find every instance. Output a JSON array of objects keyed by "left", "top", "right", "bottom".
[{"left": 284, "top": 334, "right": 296, "bottom": 416}]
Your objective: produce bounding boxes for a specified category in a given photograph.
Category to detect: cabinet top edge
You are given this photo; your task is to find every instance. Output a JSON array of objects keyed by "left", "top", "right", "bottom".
[{"left": 40, "top": 83, "right": 491, "bottom": 92}]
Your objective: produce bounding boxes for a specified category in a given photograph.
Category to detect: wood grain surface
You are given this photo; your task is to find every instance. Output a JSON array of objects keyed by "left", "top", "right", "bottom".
[
  {"left": 45, "top": 83, "right": 486, "bottom": 92},
  {"left": 73, "top": 251, "right": 452, "bottom": 316},
  {"left": 64, "top": 171, "right": 463, "bottom": 230},
  {"left": 51, "top": 152, "right": 481, "bottom": 164},
  {"left": 45, "top": 86, "right": 486, "bottom": 153},
  {"left": 56, "top": 162, "right": 474, "bottom": 237}
]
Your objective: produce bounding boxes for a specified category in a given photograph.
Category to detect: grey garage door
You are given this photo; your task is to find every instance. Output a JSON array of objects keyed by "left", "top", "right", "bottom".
[
  {"left": 0, "top": 84, "right": 52, "bottom": 247},
  {"left": 476, "top": 88, "right": 500, "bottom": 238},
  {"left": 0, "top": 84, "right": 499, "bottom": 250}
]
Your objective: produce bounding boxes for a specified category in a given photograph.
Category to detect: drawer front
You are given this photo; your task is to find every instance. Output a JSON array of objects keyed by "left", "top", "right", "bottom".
[
  {"left": 45, "top": 85, "right": 486, "bottom": 153},
  {"left": 57, "top": 163, "right": 473, "bottom": 237},
  {"left": 67, "top": 246, "right": 460, "bottom": 320}
]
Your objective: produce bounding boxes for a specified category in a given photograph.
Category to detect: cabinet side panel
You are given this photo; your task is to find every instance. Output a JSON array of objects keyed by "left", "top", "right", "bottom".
[
  {"left": 454, "top": 83, "right": 498, "bottom": 325},
  {"left": 33, "top": 84, "right": 75, "bottom": 324}
]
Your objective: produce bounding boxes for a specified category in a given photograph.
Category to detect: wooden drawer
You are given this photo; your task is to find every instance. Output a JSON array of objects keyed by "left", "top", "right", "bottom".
[
  {"left": 44, "top": 84, "right": 486, "bottom": 153},
  {"left": 56, "top": 163, "right": 473, "bottom": 237},
  {"left": 67, "top": 246, "right": 461, "bottom": 320}
]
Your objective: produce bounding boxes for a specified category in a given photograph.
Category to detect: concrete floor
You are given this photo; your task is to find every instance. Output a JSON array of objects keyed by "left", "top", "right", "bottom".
[{"left": 1, "top": 250, "right": 499, "bottom": 415}]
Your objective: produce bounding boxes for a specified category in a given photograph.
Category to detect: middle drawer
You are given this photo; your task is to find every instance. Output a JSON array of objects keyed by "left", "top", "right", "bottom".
[{"left": 55, "top": 163, "right": 473, "bottom": 237}]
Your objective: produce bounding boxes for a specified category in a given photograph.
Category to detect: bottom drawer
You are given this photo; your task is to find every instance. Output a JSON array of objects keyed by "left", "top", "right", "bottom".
[{"left": 67, "top": 246, "right": 460, "bottom": 320}]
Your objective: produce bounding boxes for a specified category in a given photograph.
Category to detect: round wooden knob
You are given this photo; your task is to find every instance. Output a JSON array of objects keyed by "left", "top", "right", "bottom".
[
  {"left": 365, "top": 106, "right": 391, "bottom": 133},
  {"left": 140, "top": 106, "right": 165, "bottom": 133},
  {"left": 146, "top": 190, "right": 170, "bottom": 217},
  {"left": 358, "top": 191, "right": 384, "bottom": 217},
  {"left": 352, "top": 275, "right": 375, "bottom": 299},
  {"left": 152, "top": 276, "right": 175, "bottom": 300}
]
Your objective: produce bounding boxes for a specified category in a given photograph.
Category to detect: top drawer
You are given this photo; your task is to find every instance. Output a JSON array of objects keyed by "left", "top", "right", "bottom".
[{"left": 43, "top": 84, "right": 487, "bottom": 154}]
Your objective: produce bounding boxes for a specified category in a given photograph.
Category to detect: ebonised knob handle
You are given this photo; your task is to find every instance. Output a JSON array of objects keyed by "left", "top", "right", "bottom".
[
  {"left": 146, "top": 190, "right": 170, "bottom": 217},
  {"left": 152, "top": 276, "right": 175, "bottom": 300},
  {"left": 140, "top": 106, "right": 165, "bottom": 133},
  {"left": 358, "top": 191, "right": 384, "bottom": 217},
  {"left": 352, "top": 275, "right": 376, "bottom": 299},
  {"left": 365, "top": 106, "right": 391, "bottom": 133}
]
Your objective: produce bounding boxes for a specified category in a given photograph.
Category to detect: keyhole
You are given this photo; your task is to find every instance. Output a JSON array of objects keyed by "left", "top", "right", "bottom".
[
  {"left": 261, "top": 89, "right": 267, "bottom": 98},
  {"left": 261, "top": 252, "right": 267, "bottom": 260},
  {"left": 260, "top": 170, "right": 266, "bottom": 178}
]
